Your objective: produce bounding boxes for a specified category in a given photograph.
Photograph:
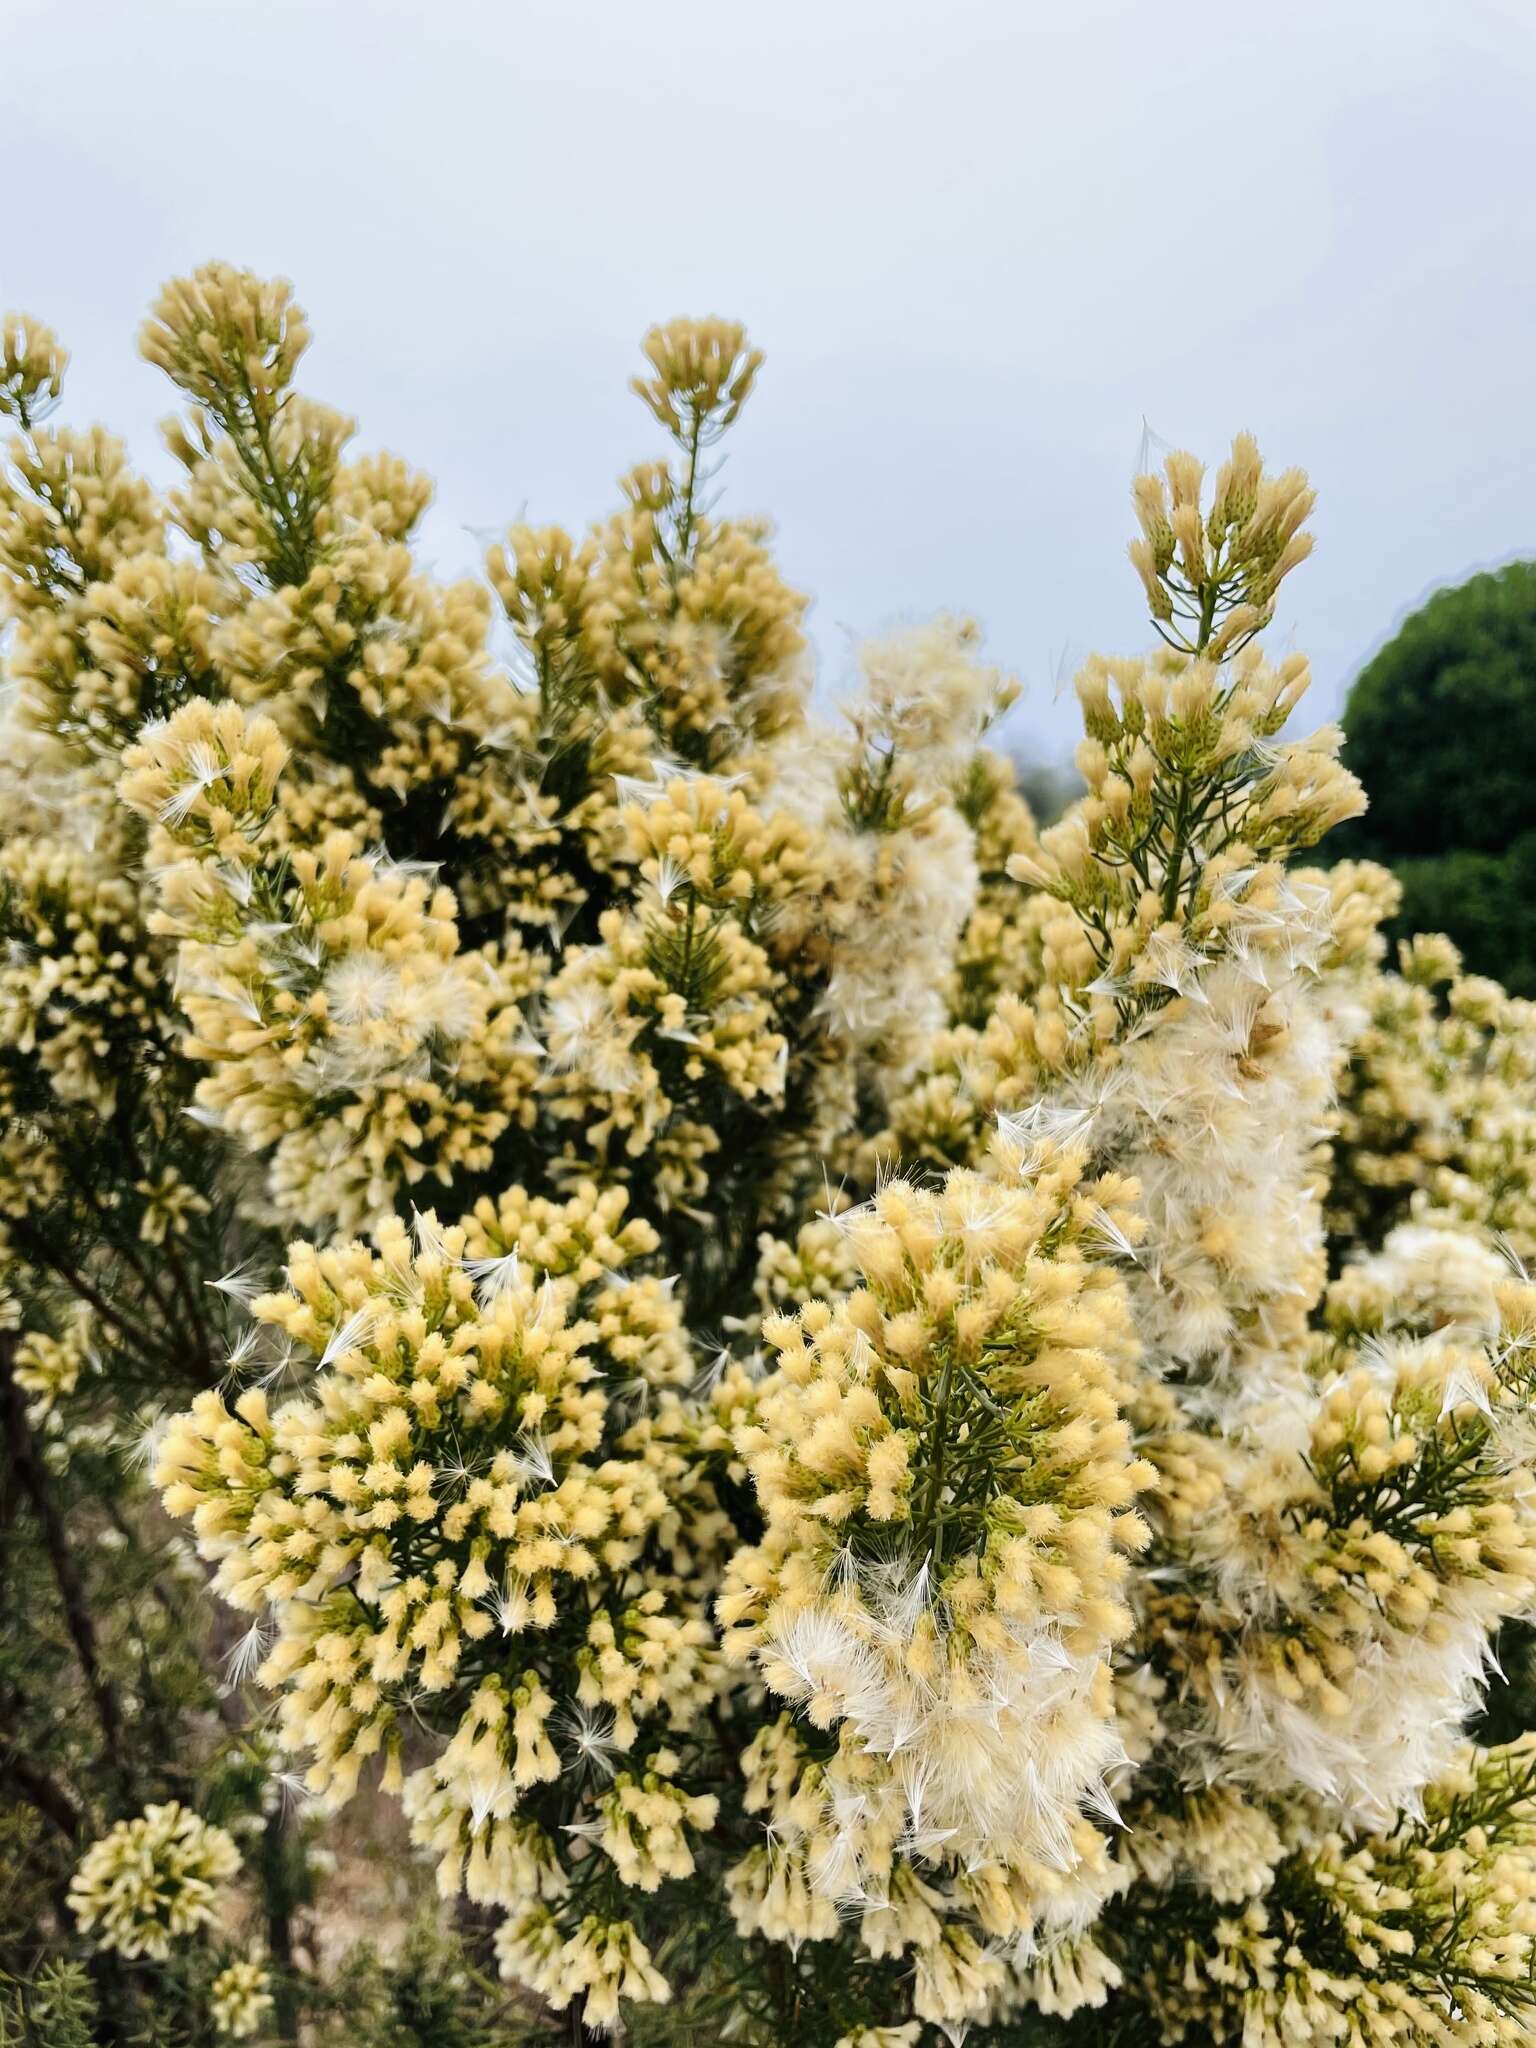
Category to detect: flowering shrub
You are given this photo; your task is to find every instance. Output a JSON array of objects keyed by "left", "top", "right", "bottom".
[{"left": 2, "top": 265, "right": 1535, "bottom": 2046}]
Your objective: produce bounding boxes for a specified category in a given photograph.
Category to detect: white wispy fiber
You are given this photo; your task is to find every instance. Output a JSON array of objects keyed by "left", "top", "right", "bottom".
[{"left": 761, "top": 1599, "right": 1128, "bottom": 1895}]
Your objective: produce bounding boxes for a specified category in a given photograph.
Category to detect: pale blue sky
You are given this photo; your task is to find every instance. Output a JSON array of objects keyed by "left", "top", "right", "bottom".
[{"left": 6, "top": 0, "right": 1534, "bottom": 758}]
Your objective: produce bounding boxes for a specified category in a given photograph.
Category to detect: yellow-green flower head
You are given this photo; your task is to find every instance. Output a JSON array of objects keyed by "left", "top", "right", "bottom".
[
  {"left": 630, "top": 316, "right": 763, "bottom": 443},
  {"left": 68, "top": 1803, "right": 240, "bottom": 1960},
  {"left": 0, "top": 312, "right": 67, "bottom": 425},
  {"left": 720, "top": 1148, "right": 1151, "bottom": 1904},
  {"left": 154, "top": 1189, "right": 714, "bottom": 1809},
  {"left": 210, "top": 1960, "right": 274, "bottom": 2039},
  {"left": 139, "top": 263, "right": 310, "bottom": 419}
]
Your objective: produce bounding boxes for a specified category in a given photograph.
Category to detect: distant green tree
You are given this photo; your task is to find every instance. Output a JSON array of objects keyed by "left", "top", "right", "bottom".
[{"left": 1335, "top": 560, "right": 1536, "bottom": 994}]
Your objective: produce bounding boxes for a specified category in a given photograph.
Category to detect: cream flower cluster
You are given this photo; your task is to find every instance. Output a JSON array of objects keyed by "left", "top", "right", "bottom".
[
  {"left": 150, "top": 1175, "right": 735, "bottom": 2028},
  {"left": 0, "top": 832, "right": 174, "bottom": 1115},
  {"left": 13, "top": 1303, "right": 93, "bottom": 1420},
  {"left": 1142, "top": 1740, "right": 1536, "bottom": 2048},
  {"left": 488, "top": 317, "right": 806, "bottom": 775},
  {"left": 494, "top": 1910, "right": 671, "bottom": 2030},
  {"left": 718, "top": 1147, "right": 1152, "bottom": 2020},
  {"left": 1128, "top": 431, "right": 1316, "bottom": 659},
  {"left": 209, "top": 1959, "right": 274, "bottom": 2039},
  {"left": 1166, "top": 1287, "right": 1536, "bottom": 1824},
  {"left": 119, "top": 698, "right": 541, "bottom": 1231},
  {"left": 153, "top": 1187, "right": 714, "bottom": 1797},
  {"left": 1332, "top": 933, "right": 1536, "bottom": 1263},
  {"left": 0, "top": 422, "right": 163, "bottom": 642},
  {"left": 1, "top": 312, "right": 66, "bottom": 425},
  {"left": 68, "top": 1802, "right": 241, "bottom": 1961},
  {"left": 762, "top": 616, "right": 1014, "bottom": 1088},
  {"left": 538, "top": 772, "right": 827, "bottom": 1207},
  {"left": 948, "top": 746, "right": 1042, "bottom": 1030},
  {"left": 888, "top": 664, "right": 1361, "bottom": 1208},
  {"left": 544, "top": 774, "right": 818, "bottom": 1110}
]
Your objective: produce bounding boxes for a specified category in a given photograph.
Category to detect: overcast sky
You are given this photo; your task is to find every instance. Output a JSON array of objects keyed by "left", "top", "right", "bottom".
[{"left": 6, "top": 0, "right": 1534, "bottom": 758}]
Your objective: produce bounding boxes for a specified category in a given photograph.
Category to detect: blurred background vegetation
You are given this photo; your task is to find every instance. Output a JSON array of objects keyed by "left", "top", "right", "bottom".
[
  {"left": 1337, "top": 559, "right": 1536, "bottom": 1739},
  {"left": 1333, "top": 560, "right": 1536, "bottom": 996}
]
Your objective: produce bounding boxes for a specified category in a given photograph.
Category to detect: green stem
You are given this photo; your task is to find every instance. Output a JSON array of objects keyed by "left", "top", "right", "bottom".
[
  {"left": 1159, "top": 773, "right": 1194, "bottom": 923},
  {"left": 675, "top": 409, "right": 705, "bottom": 565},
  {"left": 919, "top": 1350, "right": 957, "bottom": 1570},
  {"left": 0, "top": 1331, "right": 132, "bottom": 1802}
]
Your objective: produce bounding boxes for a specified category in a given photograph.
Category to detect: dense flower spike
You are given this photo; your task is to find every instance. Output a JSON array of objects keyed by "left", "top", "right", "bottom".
[
  {"left": 5, "top": 266, "right": 1536, "bottom": 2047},
  {"left": 630, "top": 317, "right": 764, "bottom": 442},
  {"left": 1331, "top": 933, "right": 1536, "bottom": 1261},
  {"left": 119, "top": 698, "right": 541, "bottom": 1231},
  {"left": 1128, "top": 432, "right": 1315, "bottom": 660},
  {"left": 0, "top": 314, "right": 67, "bottom": 427},
  {"left": 716, "top": 1149, "right": 1152, "bottom": 2016},
  {"left": 153, "top": 1196, "right": 710, "bottom": 1800}
]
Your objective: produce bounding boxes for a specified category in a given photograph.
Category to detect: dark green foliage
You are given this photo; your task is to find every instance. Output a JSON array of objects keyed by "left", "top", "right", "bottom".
[
  {"left": 0, "top": 1963, "right": 99, "bottom": 2048},
  {"left": 311, "top": 1921, "right": 527, "bottom": 2048},
  {"left": 1387, "top": 837, "right": 1536, "bottom": 998},
  {"left": 1476, "top": 1621, "right": 1536, "bottom": 1746},
  {"left": 1335, "top": 561, "right": 1536, "bottom": 993}
]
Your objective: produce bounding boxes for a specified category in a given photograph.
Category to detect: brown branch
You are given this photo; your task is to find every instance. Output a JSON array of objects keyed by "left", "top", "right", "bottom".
[
  {"left": 111, "top": 1109, "right": 216, "bottom": 1356},
  {"left": 262, "top": 1803, "right": 301, "bottom": 2043},
  {"left": 0, "top": 1330, "right": 131, "bottom": 1800},
  {"left": 0, "top": 1727, "right": 81, "bottom": 1841}
]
